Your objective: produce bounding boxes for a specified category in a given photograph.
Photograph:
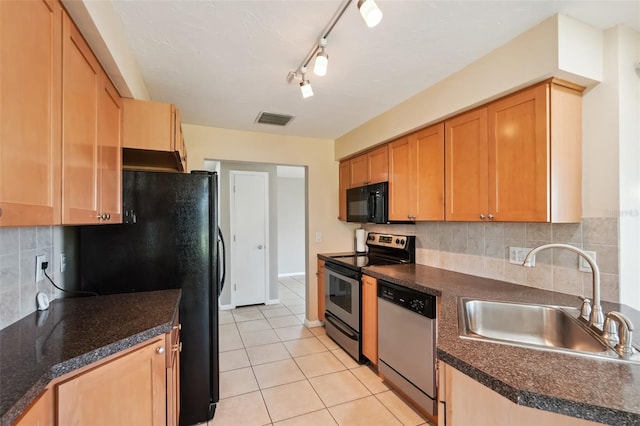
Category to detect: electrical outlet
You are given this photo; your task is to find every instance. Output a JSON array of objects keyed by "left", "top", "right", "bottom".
[
  {"left": 60, "top": 253, "right": 67, "bottom": 273},
  {"left": 35, "top": 255, "right": 47, "bottom": 282},
  {"left": 509, "top": 247, "right": 533, "bottom": 265},
  {"left": 578, "top": 251, "right": 597, "bottom": 272},
  {"left": 315, "top": 231, "right": 322, "bottom": 243}
]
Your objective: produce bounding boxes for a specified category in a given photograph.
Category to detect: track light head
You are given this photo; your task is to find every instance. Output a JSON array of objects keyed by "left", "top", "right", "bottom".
[
  {"left": 357, "top": 0, "right": 383, "bottom": 28},
  {"left": 314, "top": 50, "right": 329, "bottom": 77},
  {"left": 299, "top": 67, "right": 314, "bottom": 98},
  {"left": 300, "top": 80, "right": 313, "bottom": 98}
]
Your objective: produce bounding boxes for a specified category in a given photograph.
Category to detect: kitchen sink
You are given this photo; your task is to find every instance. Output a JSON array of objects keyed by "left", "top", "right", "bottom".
[{"left": 458, "top": 298, "right": 612, "bottom": 355}]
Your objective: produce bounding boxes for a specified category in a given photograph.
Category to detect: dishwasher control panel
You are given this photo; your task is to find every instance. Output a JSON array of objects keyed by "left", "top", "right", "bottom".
[{"left": 378, "top": 280, "right": 436, "bottom": 318}]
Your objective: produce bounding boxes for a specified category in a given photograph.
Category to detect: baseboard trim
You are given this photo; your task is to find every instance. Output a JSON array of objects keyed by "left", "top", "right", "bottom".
[
  {"left": 266, "top": 298, "right": 280, "bottom": 305},
  {"left": 278, "top": 272, "right": 306, "bottom": 278},
  {"left": 219, "top": 303, "right": 234, "bottom": 311},
  {"left": 304, "top": 319, "right": 324, "bottom": 328}
]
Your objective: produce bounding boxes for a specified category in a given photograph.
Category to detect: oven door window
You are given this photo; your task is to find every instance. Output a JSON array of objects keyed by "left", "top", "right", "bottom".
[{"left": 329, "top": 274, "right": 353, "bottom": 314}]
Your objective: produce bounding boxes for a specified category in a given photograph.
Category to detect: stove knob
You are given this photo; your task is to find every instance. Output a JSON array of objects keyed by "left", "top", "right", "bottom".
[
  {"left": 395, "top": 238, "right": 400, "bottom": 244},
  {"left": 400, "top": 238, "right": 405, "bottom": 246}
]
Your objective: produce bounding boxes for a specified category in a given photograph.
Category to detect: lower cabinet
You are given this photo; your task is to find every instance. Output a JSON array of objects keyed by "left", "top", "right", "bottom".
[
  {"left": 439, "top": 362, "right": 602, "bottom": 426},
  {"left": 57, "top": 337, "right": 167, "bottom": 425},
  {"left": 14, "top": 388, "right": 53, "bottom": 426},
  {"left": 317, "top": 259, "right": 326, "bottom": 321},
  {"left": 15, "top": 330, "right": 179, "bottom": 426},
  {"left": 362, "top": 274, "right": 378, "bottom": 365}
]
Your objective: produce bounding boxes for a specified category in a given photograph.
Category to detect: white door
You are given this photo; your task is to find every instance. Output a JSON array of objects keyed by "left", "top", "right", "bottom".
[{"left": 230, "top": 171, "right": 269, "bottom": 306}]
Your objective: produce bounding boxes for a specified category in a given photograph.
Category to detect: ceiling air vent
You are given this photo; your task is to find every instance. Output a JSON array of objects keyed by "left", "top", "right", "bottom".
[{"left": 255, "top": 112, "right": 294, "bottom": 127}]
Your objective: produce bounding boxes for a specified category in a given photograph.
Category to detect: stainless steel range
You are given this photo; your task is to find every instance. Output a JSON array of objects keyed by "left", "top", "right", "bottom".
[{"left": 324, "top": 232, "right": 415, "bottom": 363}]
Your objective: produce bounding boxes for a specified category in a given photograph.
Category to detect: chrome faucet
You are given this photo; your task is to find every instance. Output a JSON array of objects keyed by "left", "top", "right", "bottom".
[{"left": 522, "top": 243, "right": 604, "bottom": 329}]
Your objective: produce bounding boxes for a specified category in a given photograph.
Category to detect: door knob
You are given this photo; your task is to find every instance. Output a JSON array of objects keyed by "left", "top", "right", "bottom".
[{"left": 258, "top": 245, "right": 264, "bottom": 250}]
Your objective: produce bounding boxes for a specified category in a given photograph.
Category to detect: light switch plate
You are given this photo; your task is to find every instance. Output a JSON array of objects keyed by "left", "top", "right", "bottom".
[
  {"left": 509, "top": 247, "right": 533, "bottom": 266},
  {"left": 578, "top": 251, "right": 596, "bottom": 272}
]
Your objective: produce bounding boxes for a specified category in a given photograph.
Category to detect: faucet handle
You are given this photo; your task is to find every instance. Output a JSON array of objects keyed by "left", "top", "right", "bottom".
[
  {"left": 604, "top": 311, "right": 636, "bottom": 356},
  {"left": 578, "top": 296, "right": 591, "bottom": 321}
]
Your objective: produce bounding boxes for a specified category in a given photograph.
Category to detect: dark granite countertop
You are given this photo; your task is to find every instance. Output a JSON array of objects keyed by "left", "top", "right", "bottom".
[
  {"left": 0, "top": 289, "right": 181, "bottom": 426},
  {"left": 363, "top": 264, "right": 640, "bottom": 426}
]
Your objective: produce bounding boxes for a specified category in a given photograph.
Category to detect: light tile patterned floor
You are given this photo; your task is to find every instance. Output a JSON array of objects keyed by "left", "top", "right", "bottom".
[{"left": 210, "top": 275, "right": 432, "bottom": 426}]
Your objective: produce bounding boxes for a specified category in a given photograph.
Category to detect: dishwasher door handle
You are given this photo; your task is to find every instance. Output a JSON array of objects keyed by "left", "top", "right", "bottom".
[{"left": 325, "top": 312, "right": 358, "bottom": 341}]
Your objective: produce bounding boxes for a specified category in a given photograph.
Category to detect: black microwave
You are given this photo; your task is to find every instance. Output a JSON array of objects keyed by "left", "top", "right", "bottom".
[{"left": 346, "top": 182, "right": 388, "bottom": 224}]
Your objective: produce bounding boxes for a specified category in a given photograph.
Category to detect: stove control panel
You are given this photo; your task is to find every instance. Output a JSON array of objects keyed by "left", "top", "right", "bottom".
[{"left": 367, "top": 233, "right": 409, "bottom": 250}]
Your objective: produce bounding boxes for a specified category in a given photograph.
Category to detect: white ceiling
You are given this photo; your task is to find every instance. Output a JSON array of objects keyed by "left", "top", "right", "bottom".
[{"left": 109, "top": 0, "right": 640, "bottom": 140}]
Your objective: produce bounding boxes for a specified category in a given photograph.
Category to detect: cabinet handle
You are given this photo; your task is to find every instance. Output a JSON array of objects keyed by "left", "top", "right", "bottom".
[
  {"left": 479, "top": 214, "right": 485, "bottom": 220},
  {"left": 488, "top": 214, "right": 494, "bottom": 220},
  {"left": 106, "top": 213, "right": 111, "bottom": 220},
  {"left": 172, "top": 343, "right": 180, "bottom": 352},
  {"left": 156, "top": 347, "right": 165, "bottom": 354}
]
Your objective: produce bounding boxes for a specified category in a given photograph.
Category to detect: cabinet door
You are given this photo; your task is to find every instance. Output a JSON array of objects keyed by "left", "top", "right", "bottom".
[
  {"left": 98, "top": 75, "right": 122, "bottom": 223},
  {"left": 338, "top": 161, "right": 350, "bottom": 220},
  {"left": 62, "top": 12, "right": 101, "bottom": 224},
  {"left": 367, "top": 145, "right": 389, "bottom": 184},
  {"left": 57, "top": 338, "right": 167, "bottom": 426},
  {"left": 388, "top": 136, "right": 412, "bottom": 221},
  {"left": 166, "top": 324, "right": 181, "bottom": 426},
  {"left": 14, "top": 388, "right": 53, "bottom": 426},
  {"left": 413, "top": 123, "right": 445, "bottom": 221},
  {"left": 445, "top": 108, "right": 488, "bottom": 221},
  {"left": 488, "top": 84, "right": 549, "bottom": 222},
  {"left": 362, "top": 275, "right": 378, "bottom": 365},
  {"left": 317, "top": 259, "right": 325, "bottom": 321},
  {"left": 349, "top": 154, "right": 368, "bottom": 187},
  {"left": 122, "top": 99, "right": 174, "bottom": 151},
  {"left": 0, "top": 0, "right": 61, "bottom": 227}
]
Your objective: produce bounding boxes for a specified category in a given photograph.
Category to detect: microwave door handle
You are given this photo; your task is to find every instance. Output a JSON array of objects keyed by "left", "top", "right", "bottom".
[{"left": 368, "top": 191, "right": 376, "bottom": 220}]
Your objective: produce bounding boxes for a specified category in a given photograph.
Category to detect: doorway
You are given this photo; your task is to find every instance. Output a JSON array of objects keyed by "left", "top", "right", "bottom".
[{"left": 230, "top": 170, "right": 269, "bottom": 307}]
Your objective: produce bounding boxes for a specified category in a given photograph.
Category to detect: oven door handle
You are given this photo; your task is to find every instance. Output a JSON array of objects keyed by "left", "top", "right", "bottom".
[{"left": 325, "top": 312, "right": 358, "bottom": 341}]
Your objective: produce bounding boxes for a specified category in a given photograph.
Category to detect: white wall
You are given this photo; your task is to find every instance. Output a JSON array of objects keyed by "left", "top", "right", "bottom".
[{"left": 277, "top": 176, "right": 305, "bottom": 276}]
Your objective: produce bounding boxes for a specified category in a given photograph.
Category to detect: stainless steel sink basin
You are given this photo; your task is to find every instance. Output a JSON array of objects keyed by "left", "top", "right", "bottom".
[{"left": 459, "top": 298, "right": 609, "bottom": 354}]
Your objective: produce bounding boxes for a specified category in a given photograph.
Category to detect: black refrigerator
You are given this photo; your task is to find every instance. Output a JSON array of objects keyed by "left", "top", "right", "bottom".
[{"left": 79, "top": 170, "right": 224, "bottom": 426}]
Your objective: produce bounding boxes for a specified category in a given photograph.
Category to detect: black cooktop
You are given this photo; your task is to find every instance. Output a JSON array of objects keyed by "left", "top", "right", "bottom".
[{"left": 327, "top": 254, "right": 405, "bottom": 269}]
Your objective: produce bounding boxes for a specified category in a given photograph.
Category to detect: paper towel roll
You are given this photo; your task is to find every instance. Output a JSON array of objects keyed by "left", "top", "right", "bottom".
[{"left": 355, "top": 229, "right": 366, "bottom": 253}]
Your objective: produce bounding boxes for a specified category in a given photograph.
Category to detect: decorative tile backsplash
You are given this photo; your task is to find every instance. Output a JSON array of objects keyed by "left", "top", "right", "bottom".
[
  {"left": 365, "top": 217, "right": 619, "bottom": 302},
  {"left": 0, "top": 227, "right": 70, "bottom": 330}
]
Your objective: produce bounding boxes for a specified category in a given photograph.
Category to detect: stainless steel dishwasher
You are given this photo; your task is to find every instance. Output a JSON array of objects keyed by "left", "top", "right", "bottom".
[{"left": 378, "top": 280, "right": 437, "bottom": 416}]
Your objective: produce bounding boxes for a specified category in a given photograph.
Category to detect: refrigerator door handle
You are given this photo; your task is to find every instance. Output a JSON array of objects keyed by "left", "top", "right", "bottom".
[{"left": 218, "top": 227, "right": 226, "bottom": 294}]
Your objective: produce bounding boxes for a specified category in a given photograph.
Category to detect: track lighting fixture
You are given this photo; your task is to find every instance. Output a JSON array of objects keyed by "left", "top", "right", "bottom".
[
  {"left": 314, "top": 38, "right": 329, "bottom": 77},
  {"left": 287, "top": 0, "right": 383, "bottom": 98},
  {"left": 357, "top": 0, "right": 383, "bottom": 28},
  {"left": 299, "top": 67, "right": 314, "bottom": 98}
]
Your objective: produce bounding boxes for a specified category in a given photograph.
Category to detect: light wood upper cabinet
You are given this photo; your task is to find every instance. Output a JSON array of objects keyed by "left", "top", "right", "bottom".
[
  {"left": 0, "top": 0, "right": 62, "bottom": 227},
  {"left": 57, "top": 337, "right": 167, "bottom": 426},
  {"left": 445, "top": 108, "right": 489, "bottom": 221},
  {"left": 62, "top": 12, "right": 121, "bottom": 225},
  {"left": 389, "top": 123, "right": 445, "bottom": 221},
  {"left": 122, "top": 99, "right": 186, "bottom": 172},
  {"left": 362, "top": 274, "right": 378, "bottom": 365},
  {"left": 349, "top": 145, "right": 389, "bottom": 187},
  {"left": 338, "top": 161, "right": 350, "bottom": 221},
  {"left": 488, "top": 83, "right": 549, "bottom": 222},
  {"left": 445, "top": 80, "right": 582, "bottom": 223},
  {"left": 98, "top": 75, "right": 123, "bottom": 223}
]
